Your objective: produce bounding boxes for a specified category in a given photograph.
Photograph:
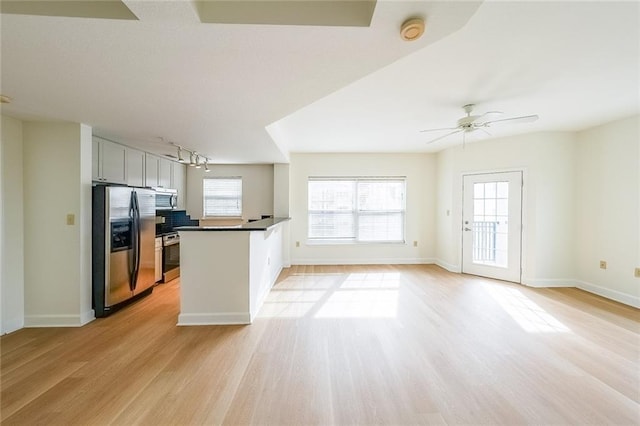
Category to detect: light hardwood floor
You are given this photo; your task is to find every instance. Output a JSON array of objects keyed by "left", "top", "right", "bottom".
[{"left": 2, "top": 265, "right": 639, "bottom": 425}]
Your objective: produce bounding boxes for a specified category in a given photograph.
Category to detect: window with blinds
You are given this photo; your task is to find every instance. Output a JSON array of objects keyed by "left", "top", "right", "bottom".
[
  {"left": 308, "top": 178, "right": 406, "bottom": 243},
  {"left": 203, "top": 177, "right": 242, "bottom": 217}
]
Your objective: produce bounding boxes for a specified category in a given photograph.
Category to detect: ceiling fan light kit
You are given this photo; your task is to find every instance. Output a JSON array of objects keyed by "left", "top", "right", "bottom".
[{"left": 400, "top": 18, "right": 425, "bottom": 41}]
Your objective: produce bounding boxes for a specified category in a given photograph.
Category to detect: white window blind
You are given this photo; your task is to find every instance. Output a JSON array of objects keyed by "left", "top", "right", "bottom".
[
  {"left": 203, "top": 177, "right": 242, "bottom": 217},
  {"left": 308, "top": 178, "right": 406, "bottom": 243}
]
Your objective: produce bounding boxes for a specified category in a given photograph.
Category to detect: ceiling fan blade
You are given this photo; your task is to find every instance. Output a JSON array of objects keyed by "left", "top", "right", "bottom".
[
  {"left": 483, "top": 114, "right": 539, "bottom": 126},
  {"left": 478, "top": 111, "right": 503, "bottom": 121},
  {"left": 425, "top": 129, "right": 462, "bottom": 144},
  {"left": 419, "top": 126, "right": 460, "bottom": 133}
]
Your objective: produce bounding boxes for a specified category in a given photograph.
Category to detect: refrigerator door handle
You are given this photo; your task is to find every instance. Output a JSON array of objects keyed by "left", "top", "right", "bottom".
[
  {"left": 129, "top": 191, "right": 138, "bottom": 291},
  {"left": 132, "top": 191, "right": 141, "bottom": 290}
]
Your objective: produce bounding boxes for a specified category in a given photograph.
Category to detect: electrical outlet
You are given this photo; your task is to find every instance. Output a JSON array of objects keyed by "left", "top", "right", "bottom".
[
  {"left": 413, "top": 241, "right": 418, "bottom": 247},
  {"left": 599, "top": 260, "right": 607, "bottom": 270},
  {"left": 66, "top": 214, "right": 75, "bottom": 226},
  {"left": 635, "top": 268, "right": 640, "bottom": 278},
  {"left": 295, "top": 241, "right": 300, "bottom": 247}
]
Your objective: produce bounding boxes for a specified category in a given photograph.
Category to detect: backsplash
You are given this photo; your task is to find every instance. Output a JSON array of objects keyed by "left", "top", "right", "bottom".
[{"left": 156, "top": 210, "right": 199, "bottom": 235}]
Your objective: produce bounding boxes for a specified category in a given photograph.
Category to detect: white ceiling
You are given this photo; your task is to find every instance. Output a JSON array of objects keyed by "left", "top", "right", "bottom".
[{"left": 1, "top": 1, "right": 638, "bottom": 163}]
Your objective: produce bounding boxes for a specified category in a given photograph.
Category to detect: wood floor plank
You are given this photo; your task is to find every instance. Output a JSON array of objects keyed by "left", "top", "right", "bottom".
[{"left": 2, "top": 265, "right": 639, "bottom": 425}]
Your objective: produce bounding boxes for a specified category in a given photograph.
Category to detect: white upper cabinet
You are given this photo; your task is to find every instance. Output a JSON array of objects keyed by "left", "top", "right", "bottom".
[
  {"left": 92, "top": 136, "right": 186, "bottom": 194},
  {"left": 159, "top": 158, "right": 172, "bottom": 189},
  {"left": 126, "top": 147, "right": 145, "bottom": 187},
  {"left": 145, "top": 153, "right": 160, "bottom": 188},
  {"left": 93, "top": 137, "right": 126, "bottom": 184},
  {"left": 172, "top": 162, "right": 187, "bottom": 209}
]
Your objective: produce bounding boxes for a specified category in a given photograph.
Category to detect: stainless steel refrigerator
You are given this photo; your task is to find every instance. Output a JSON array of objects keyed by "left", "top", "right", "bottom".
[{"left": 92, "top": 185, "right": 156, "bottom": 317}]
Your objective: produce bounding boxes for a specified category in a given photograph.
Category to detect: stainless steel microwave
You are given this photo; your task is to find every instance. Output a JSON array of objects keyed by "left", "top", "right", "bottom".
[{"left": 155, "top": 188, "right": 178, "bottom": 210}]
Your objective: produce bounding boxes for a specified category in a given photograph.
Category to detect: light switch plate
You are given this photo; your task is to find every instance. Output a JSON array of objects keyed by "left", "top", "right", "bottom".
[
  {"left": 66, "top": 214, "right": 75, "bottom": 226},
  {"left": 599, "top": 260, "right": 607, "bottom": 270}
]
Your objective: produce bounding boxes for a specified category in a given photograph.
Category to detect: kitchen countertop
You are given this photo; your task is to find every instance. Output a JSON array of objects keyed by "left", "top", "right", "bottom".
[{"left": 175, "top": 217, "right": 290, "bottom": 232}]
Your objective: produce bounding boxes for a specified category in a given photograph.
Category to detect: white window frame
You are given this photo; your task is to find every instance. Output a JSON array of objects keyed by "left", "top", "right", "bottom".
[
  {"left": 203, "top": 177, "right": 243, "bottom": 218},
  {"left": 307, "top": 177, "right": 406, "bottom": 244}
]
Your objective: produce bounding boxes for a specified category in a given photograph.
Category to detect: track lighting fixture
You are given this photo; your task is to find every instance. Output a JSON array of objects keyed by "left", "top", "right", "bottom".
[{"left": 167, "top": 141, "right": 212, "bottom": 169}]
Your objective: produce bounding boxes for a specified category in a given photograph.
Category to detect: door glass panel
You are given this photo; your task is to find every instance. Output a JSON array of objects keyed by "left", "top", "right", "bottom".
[
  {"left": 497, "top": 182, "right": 509, "bottom": 198},
  {"left": 472, "top": 181, "right": 509, "bottom": 267}
]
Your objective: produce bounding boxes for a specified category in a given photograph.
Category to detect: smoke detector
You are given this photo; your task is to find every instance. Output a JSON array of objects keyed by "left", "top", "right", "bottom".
[{"left": 400, "top": 18, "right": 425, "bottom": 41}]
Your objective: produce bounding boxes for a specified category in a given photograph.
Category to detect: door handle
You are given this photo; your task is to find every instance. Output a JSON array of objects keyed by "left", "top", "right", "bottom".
[{"left": 464, "top": 227, "right": 472, "bottom": 231}]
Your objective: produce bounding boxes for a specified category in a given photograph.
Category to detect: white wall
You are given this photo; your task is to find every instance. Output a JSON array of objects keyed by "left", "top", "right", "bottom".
[
  {"left": 1, "top": 115, "right": 25, "bottom": 334},
  {"left": 574, "top": 115, "right": 639, "bottom": 306},
  {"left": 273, "top": 163, "right": 291, "bottom": 267},
  {"left": 289, "top": 153, "right": 436, "bottom": 264},
  {"left": 186, "top": 164, "right": 274, "bottom": 220},
  {"left": 23, "top": 122, "right": 94, "bottom": 326},
  {"left": 249, "top": 224, "right": 284, "bottom": 321},
  {"left": 435, "top": 132, "right": 576, "bottom": 285}
]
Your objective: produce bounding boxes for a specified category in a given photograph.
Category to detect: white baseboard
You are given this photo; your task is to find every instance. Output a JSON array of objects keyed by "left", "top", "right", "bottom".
[
  {"left": 80, "top": 310, "right": 96, "bottom": 325},
  {"left": 25, "top": 314, "right": 93, "bottom": 327},
  {"left": 1, "top": 317, "right": 25, "bottom": 335},
  {"left": 435, "top": 259, "right": 461, "bottom": 273},
  {"left": 177, "top": 312, "right": 251, "bottom": 326},
  {"left": 291, "top": 257, "right": 435, "bottom": 266},
  {"left": 574, "top": 280, "right": 640, "bottom": 308},
  {"left": 522, "top": 278, "right": 575, "bottom": 288}
]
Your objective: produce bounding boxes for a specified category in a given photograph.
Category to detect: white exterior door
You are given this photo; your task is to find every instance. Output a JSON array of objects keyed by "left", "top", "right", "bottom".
[{"left": 462, "top": 171, "right": 523, "bottom": 283}]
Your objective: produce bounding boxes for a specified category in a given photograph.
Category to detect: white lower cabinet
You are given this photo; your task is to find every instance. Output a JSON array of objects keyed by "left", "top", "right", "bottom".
[{"left": 155, "top": 237, "right": 163, "bottom": 283}]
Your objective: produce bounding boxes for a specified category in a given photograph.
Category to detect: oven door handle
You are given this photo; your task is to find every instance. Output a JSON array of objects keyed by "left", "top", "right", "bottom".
[{"left": 164, "top": 239, "right": 180, "bottom": 247}]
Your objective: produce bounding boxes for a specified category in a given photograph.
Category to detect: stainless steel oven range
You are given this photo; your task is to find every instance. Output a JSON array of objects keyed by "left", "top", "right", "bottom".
[{"left": 162, "top": 232, "right": 180, "bottom": 282}]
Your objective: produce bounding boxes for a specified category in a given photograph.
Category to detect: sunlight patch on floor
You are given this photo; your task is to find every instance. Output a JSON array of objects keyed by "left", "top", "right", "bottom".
[
  {"left": 314, "top": 289, "right": 398, "bottom": 318},
  {"left": 486, "top": 285, "right": 571, "bottom": 333},
  {"left": 340, "top": 272, "right": 401, "bottom": 289},
  {"left": 259, "top": 273, "right": 400, "bottom": 319}
]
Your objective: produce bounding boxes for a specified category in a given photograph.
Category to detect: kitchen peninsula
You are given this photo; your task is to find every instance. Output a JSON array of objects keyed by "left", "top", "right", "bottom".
[{"left": 176, "top": 217, "right": 290, "bottom": 325}]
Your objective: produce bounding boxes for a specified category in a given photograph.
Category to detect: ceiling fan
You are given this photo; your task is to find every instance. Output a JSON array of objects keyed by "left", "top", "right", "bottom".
[{"left": 420, "top": 104, "right": 539, "bottom": 145}]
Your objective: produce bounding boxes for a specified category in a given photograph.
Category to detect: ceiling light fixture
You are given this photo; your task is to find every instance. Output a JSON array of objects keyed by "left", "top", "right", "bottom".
[
  {"left": 400, "top": 17, "right": 425, "bottom": 41},
  {"left": 167, "top": 141, "right": 212, "bottom": 170}
]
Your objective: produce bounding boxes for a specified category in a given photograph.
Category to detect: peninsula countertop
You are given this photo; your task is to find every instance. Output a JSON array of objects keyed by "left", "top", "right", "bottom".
[{"left": 175, "top": 217, "right": 290, "bottom": 232}]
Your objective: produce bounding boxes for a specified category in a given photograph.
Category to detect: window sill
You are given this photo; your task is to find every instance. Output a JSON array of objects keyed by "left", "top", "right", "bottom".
[{"left": 305, "top": 240, "right": 406, "bottom": 246}]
